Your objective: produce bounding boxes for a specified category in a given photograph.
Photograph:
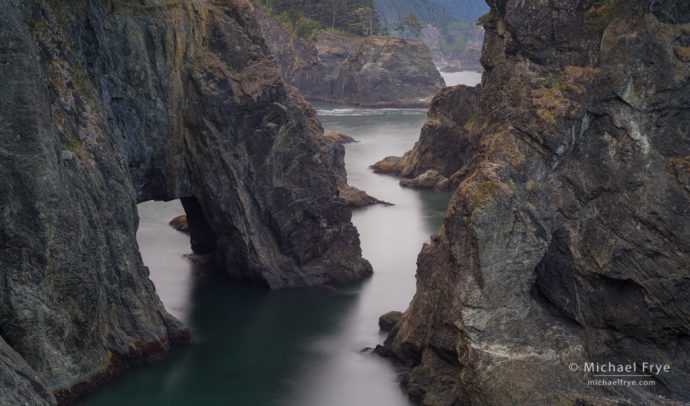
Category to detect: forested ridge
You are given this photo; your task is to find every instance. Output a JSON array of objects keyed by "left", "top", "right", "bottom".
[
  {"left": 255, "top": 0, "right": 382, "bottom": 36},
  {"left": 373, "top": 0, "right": 488, "bottom": 64}
]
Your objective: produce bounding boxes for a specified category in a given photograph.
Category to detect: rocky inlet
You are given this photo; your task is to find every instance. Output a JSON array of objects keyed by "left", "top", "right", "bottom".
[
  {"left": 376, "top": 0, "right": 690, "bottom": 405},
  {"left": 0, "top": 0, "right": 371, "bottom": 403}
]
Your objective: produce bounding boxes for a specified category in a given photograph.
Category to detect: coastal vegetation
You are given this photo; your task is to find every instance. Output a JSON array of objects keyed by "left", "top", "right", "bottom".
[{"left": 255, "top": 0, "right": 382, "bottom": 35}]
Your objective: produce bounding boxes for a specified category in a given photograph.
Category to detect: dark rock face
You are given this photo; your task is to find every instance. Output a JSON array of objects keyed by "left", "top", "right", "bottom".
[
  {"left": 0, "top": 337, "right": 56, "bottom": 406},
  {"left": 378, "top": 311, "right": 403, "bottom": 332},
  {"left": 0, "top": 1, "right": 188, "bottom": 402},
  {"left": 255, "top": 10, "right": 445, "bottom": 107},
  {"left": 372, "top": 85, "right": 479, "bottom": 190},
  {"left": 380, "top": 0, "right": 690, "bottom": 405},
  {"left": 1, "top": 0, "right": 370, "bottom": 403},
  {"left": 308, "top": 35, "right": 445, "bottom": 107},
  {"left": 316, "top": 130, "right": 392, "bottom": 208}
]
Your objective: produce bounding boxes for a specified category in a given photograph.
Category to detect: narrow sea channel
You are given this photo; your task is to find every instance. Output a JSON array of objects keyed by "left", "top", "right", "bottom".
[{"left": 79, "top": 72, "right": 479, "bottom": 406}]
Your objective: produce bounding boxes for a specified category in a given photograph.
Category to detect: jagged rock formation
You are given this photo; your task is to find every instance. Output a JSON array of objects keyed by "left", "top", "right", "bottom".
[
  {"left": 372, "top": 84, "right": 479, "bottom": 190},
  {"left": 289, "top": 86, "right": 391, "bottom": 207},
  {"left": 0, "top": 0, "right": 371, "bottom": 403},
  {"left": 378, "top": 0, "right": 690, "bottom": 405},
  {"left": 319, "top": 135, "right": 393, "bottom": 208},
  {"left": 255, "top": 8, "right": 445, "bottom": 107},
  {"left": 0, "top": 337, "right": 56, "bottom": 406},
  {"left": 422, "top": 24, "right": 484, "bottom": 72}
]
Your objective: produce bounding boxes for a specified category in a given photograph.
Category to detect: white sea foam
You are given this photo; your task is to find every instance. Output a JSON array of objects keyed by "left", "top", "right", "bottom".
[{"left": 316, "top": 108, "right": 426, "bottom": 117}]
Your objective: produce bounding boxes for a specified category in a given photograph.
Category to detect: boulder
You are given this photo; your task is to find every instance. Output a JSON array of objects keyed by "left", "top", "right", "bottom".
[
  {"left": 378, "top": 311, "right": 404, "bottom": 332},
  {"left": 168, "top": 215, "right": 189, "bottom": 233}
]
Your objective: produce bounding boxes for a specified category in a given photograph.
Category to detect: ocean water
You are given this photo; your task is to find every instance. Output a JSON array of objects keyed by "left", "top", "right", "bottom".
[{"left": 78, "top": 72, "right": 481, "bottom": 406}]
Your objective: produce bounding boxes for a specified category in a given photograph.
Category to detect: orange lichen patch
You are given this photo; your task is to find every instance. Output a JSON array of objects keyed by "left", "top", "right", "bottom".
[
  {"left": 667, "top": 156, "right": 690, "bottom": 174},
  {"left": 563, "top": 66, "right": 600, "bottom": 86},
  {"left": 531, "top": 66, "right": 594, "bottom": 124},
  {"left": 674, "top": 47, "right": 690, "bottom": 62},
  {"left": 464, "top": 112, "right": 478, "bottom": 131},
  {"left": 467, "top": 179, "right": 498, "bottom": 210},
  {"left": 455, "top": 165, "right": 507, "bottom": 213},
  {"left": 563, "top": 65, "right": 599, "bottom": 77},
  {"left": 481, "top": 126, "right": 526, "bottom": 168},
  {"left": 533, "top": 86, "right": 570, "bottom": 123}
]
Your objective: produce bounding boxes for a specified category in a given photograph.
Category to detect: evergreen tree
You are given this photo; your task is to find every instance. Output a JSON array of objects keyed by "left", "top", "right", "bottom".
[{"left": 395, "top": 13, "right": 423, "bottom": 39}]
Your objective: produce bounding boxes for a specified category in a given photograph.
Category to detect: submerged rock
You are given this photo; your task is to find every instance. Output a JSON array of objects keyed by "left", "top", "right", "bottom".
[
  {"left": 0, "top": 0, "right": 370, "bottom": 403},
  {"left": 379, "top": 1, "right": 690, "bottom": 405}
]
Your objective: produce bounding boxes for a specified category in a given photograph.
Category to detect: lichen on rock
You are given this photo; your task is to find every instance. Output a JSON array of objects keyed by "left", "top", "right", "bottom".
[{"left": 378, "top": 0, "right": 690, "bottom": 404}]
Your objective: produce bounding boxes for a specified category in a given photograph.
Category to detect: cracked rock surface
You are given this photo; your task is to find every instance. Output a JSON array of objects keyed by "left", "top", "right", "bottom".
[
  {"left": 0, "top": 0, "right": 370, "bottom": 402},
  {"left": 378, "top": 1, "right": 690, "bottom": 405}
]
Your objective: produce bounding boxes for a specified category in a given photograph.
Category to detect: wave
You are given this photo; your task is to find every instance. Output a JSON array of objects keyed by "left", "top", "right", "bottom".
[{"left": 316, "top": 107, "right": 427, "bottom": 117}]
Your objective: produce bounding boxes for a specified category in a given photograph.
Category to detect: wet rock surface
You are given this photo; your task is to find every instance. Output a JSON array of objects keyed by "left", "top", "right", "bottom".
[
  {"left": 379, "top": 0, "right": 690, "bottom": 405},
  {"left": 0, "top": 0, "right": 370, "bottom": 403}
]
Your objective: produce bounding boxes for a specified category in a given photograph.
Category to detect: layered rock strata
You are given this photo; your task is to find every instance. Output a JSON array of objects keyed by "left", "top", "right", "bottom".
[
  {"left": 378, "top": 1, "right": 690, "bottom": 405},
  {"left": 372, "top": 84, "right": 479, "bottom": 191},
  {"left": 0, "top": 0, "right": 370, "bottom": 402},
  {"left": 255, "top": 8, "right": 446, "bottom": 107}
]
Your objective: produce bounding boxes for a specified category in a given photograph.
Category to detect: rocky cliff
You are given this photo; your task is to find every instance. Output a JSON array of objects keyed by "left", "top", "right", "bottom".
[
  {"left": 0, "top": 0, "right": 370, "bottom": 403},
  {"left": 375, "top": 0, "right": 487, "bottom": 72},
  {"left": 255, "top": 8, "right": 445, "bottom": 107},
  {"left": 373, "top": 84, "right": 479, "bottom": 190},
  {"left": 378, "top": 0, "right": 690, "bottom": 404}
]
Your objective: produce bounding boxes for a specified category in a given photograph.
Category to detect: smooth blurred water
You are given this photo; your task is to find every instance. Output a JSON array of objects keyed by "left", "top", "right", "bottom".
[
  {"left": 441, "top": 70, "right": 483, "bottom": 87},
  {"left": 78, "top": 70, "right": 481, "bottom": 406}
]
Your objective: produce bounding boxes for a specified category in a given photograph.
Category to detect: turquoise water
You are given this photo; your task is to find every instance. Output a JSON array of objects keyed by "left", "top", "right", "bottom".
[{"left": 78, "top": 100, "right": 463, "bottom": 406}]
